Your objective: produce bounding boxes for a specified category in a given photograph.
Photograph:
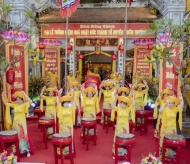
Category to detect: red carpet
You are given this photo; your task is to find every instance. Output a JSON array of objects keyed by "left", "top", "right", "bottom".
[{"left": 19, "top": 121, "right": 190, "bottom": 164}]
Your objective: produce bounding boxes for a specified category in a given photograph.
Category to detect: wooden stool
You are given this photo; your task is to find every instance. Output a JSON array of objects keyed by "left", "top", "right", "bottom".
[
  {"left": 115, "top": 133, "right": 135, "bottom": 164},
  {"left": 0, "top": 131, "right": 20, "bottom": 162},
  {"left": 81, "top": 118, "right": 96, "bottom": 151},
  {"left": 39, "top": 117, "right": 55, "bottom": 149},
  {"left": 52, "top": 133, "right": 74, "bottom": 164},
  {"left": 162, "top": 134, "right": 186, "bottom": 164},
  {"left": 135, "top": 110, "right": 148, "bottom": 135},
  {"left": 103, "top": 108, "right": 114, "bottom": 133}
]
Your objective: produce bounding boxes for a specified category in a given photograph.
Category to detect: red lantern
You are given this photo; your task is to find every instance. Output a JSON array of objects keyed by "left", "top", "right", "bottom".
[
  {"left": 67, "top": 44, "right": 73, "bottom": 55},
  {"left": 78, "top": 53, "right": 84, "bottom": 60},
  {"left": 146, "top": 44, "right": 154, "bottom": 50},
  {"left": 118, "top": 44, "right": 124, "bottom": 55},
  {"left": 6, "top": 69, "right": 15, "bottom": 85},
  {"left": 111, "top": 54, "right": 117, "bottom": 60},
  {"left": 38, "top": 43, "right": 46, "bottom": 50}
]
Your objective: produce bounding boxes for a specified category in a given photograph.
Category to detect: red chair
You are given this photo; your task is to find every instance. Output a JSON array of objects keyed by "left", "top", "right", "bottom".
[
  {"left": 52, "top": 133, "right": 74, "bottom": 164},
  {"left": 162, "top": 134, "right": 186, "bottom": 164},
  {"left": 0, "top": 131, "right": 20, "bottom": 162},
  {"left": 38, "top": 117, "right": 55, "bottom": 149},
  {"left": 81, "top": 118, "right": 97, "bottom": 151},
  {"left": 135, "top": 110, "right": 149, "bottom": 135},
  {"left": 115, "top": 133, "right": 136, "bottom": 164}
]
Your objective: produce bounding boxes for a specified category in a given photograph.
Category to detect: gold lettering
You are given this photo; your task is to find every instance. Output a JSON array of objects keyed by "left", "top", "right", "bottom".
[
  {"left": 166, "top": 61, "right": 173, "bottom": 68},
  {"left": 43, "top": 30, "right": 50, "bottom": 35},
  {"left": 54, "top": 29, "right": 65, "bottom": 35},
  {"left": 15, "top": 62, "right": 20, "bottom": 68},
  {"left": 14, "top": 82, "right": 23, "bottom": 89},
  {"left": 97, "top": 30, "right": 107, "bottom": 35},
  {"left": 15, "top": 71, "right": 22, "bottom": 78},
  {"left": 90, "top": 29, "right": 96, "bottom": 35},
  {"left": 81, "top": 30, "right": 89, "bottom": 35},
  {"left": 166, "top": 72, "right": 174, "bottom": 79},
  {"left": 74, "top": 30, "right": 80, "bottom": 35}
]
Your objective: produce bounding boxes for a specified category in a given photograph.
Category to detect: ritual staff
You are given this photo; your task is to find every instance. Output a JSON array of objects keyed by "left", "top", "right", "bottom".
[
  {"left": 132, "top": 80, "right": 149, "bottom": 111},
  {"left": 153, "top": 89, "right": 172, "bottom": 139},
  {"left": 159, "top": 93, "right": 183, "bottom": 157},
  {"left": 70, "top": 81, "right": 82, "bottom": 126},
  {"left": 2, "top": 91, "right": 34, "bottom": 157},
  {"left": 66, "top": 70, "right": 76, "bottom": 91},
  {"left": 57, "top": 95, "right": 76, "bottom": 156},
  {"left": 111, "top": 96, "right": 135, "bottom": 158},
  {"left": 99, "top": 81, "right": 117, "bottom": 123},
  {"left": 40, "top": 87, "right": 58, "bottom": 135}
]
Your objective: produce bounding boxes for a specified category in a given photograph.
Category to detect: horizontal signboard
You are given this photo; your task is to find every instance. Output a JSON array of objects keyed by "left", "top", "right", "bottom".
[{"left": 41, "top": 23, "right": 154, "bottom": 38}]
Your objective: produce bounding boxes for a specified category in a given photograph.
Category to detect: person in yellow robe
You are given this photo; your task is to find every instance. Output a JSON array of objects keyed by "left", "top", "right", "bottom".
[
  {"left": 118, "top": 87, "right": 136, "bottom": 120},
  {"left": 111, "top": 96, "right": 135, "bottom": 158},
  {"left": 70, "top": 81, "right": 82, "bottom": 126},
  {"left": 45, "top": 70, "right": 59, "bottom": 88},
  {"left": 99, "top": 81, "right": 117, "bottom": 123},
  {"left": 81, "top": 86, "right": 100, "bottom": 136},
  {"left": 66, "top": 70, "right": 76, "bottom": 91},
  {"left": 2, "top": 91, "right": 34, "bottom": 156},
  {"left": 75, "top": 71, "right": 82, "bottom": 84},
  {"left": 159, "top": 94, "right": 183, "bottom": 157},
  {"left": 132, "top": 80, "right": 149, "bottom": 111},
  {"left": 153, "top": 89, "right": 173, "bottom": 139},
  {"left": 57, "top": 95, "right": 76, "bottom": 156},
  {"left": 81, "top": 86, "right": 100, "bottom": 118},
  {"left": 40, "top": 86, "right": 58, "bottom": 135},
  {"left": 87, "top": 68, "right": 101, "bottom": 80}
]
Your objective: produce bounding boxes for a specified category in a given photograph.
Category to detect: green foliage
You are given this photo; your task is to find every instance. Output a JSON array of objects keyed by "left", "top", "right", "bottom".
[
  {"left": 145, "top": 18, "right": 190, "bottom": 65},
  {"left": 28, "top": 76, "right": 46, "bottom": 99},
  {"left": 0, "top": 55, "right": 9, "bottom": 73}
]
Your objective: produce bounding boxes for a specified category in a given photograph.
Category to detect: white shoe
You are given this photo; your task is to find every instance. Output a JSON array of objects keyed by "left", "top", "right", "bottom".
[{"left": 27, "top": 152, "right": 31, "bottom": 157}]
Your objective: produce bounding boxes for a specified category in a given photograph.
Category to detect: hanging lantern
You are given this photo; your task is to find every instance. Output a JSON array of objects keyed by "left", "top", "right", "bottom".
[
  {"left": 146, "top": 44, "right": 154, "bottom": 50},
  {"left": 67, "top": 44, "right": 73, "bottom": 55},
  {"left": 118, "top": 44, "right": 124, "bottom": 55},
  {"left": 111, "top": 54, "right": 117, "bottom": 60},
  {"left": 38, "top": 43, "right": 46, "bottom": 50},
  {"left": 6, "top": 69, "right": 15, "bottom": 85},
  {"left": 78, "top": 53, "right": 84, "bottom": 60}
]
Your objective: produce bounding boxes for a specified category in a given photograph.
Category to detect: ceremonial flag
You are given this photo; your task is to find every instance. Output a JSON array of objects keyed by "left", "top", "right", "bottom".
[
  {"left": 128, "top": 0, "right": 132, "bottom": 7},
  {"left": 57, "top": 0, "right": 80, "bottom": 18}
]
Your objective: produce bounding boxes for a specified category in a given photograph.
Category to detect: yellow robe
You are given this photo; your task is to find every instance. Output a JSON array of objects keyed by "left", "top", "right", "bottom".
[
  {"left": 111, "top": 106, "right": 135, "bottom": 155},
  {"left": 76, "top": 74, "right": 82, "bottom": 84},
  {"left": 81, "top": 95, "right": 100, "bottom": 119},
  {"left": 5, "top": 102, "right": 31, "bottom": 152},
  {"left": 99, "top": 89, "right": 115, "bottom": 108},
  {"left": 45, "top": 72, "right": 58, "bottom": 87},
  {"left": 160, "top": 107, "right": 182, "bottom": 150},
  {"left": 67, "top": 75, "right": 76, "bottom": 89},
  {"left": 153, "top": 98, "right": 165, "bottom": 138},
  {"left": 134, "top": 90, "right": 148, "bottom": 110},
  {"left": 57, "top": 104, "right": 76, "bottom": 154},
  {"left": 41, "top": 96, "right": 57, "bottom": 118}
]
